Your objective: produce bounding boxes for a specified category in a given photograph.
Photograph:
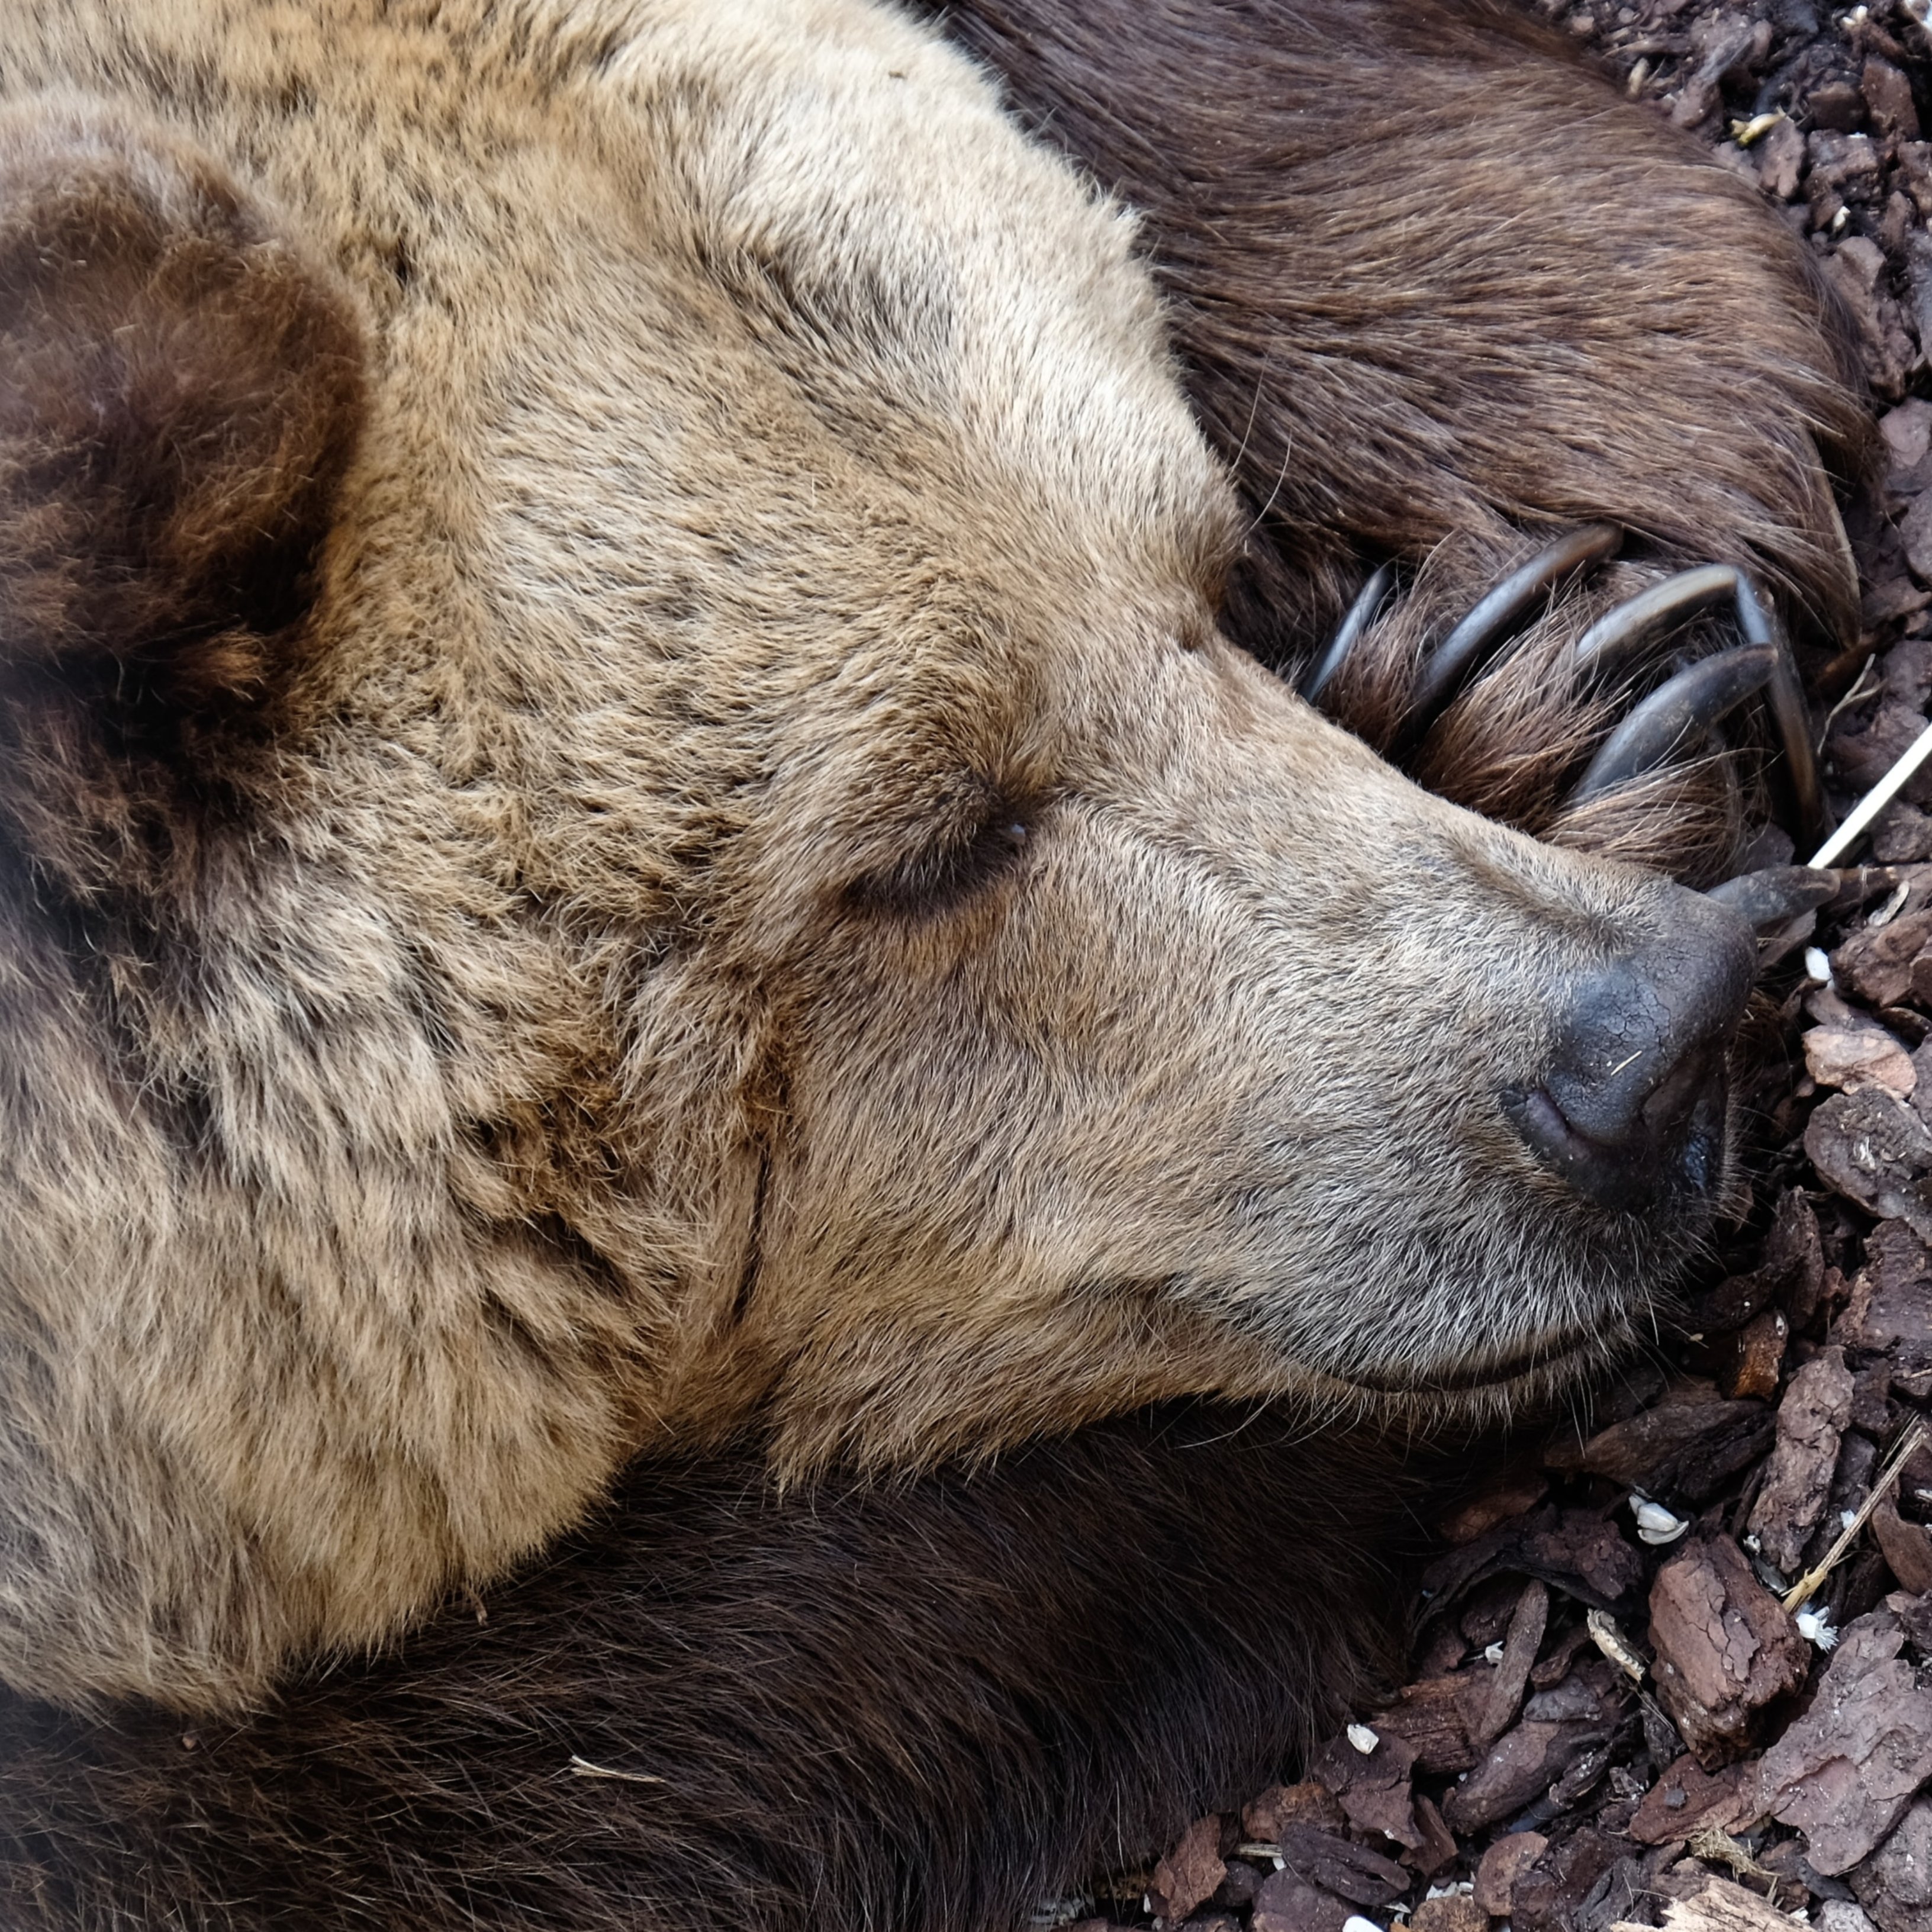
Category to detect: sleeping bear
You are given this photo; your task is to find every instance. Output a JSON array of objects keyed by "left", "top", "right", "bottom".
[{"left": 0, "top": 0, "right": 1873, "bottom": 1924}]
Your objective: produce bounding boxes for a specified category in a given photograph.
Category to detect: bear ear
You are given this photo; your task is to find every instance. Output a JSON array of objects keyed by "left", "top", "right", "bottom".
[{"left": 0, "top": 99, "right": 365, "bottom": 716}]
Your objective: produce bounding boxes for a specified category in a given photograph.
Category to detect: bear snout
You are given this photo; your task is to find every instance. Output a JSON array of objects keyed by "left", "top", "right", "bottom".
[{"left": 1503, "top": 886, "right": 1756, "bottom": 1214}]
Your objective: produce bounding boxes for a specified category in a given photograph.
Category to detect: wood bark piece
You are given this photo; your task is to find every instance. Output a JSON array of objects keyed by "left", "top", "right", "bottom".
[
  {"left": 1648, "top": 1535, "right": 1809, "bottom": 1767},
  {"left": 1834, "top": 906, "right": 1932, "bottom": 1006},
  {"left": 1759, "top": 1608, "right": 1932, "bottom": 1873},
  {"left": 1807, "top": 1024, "right": 1920, "bottom": 1095},
  {"left": 1852, "top": 1793, "right": 1932, "bottom": 1931},
  {"left": 1148, "top": 1814, "right": 1225, "bottom": 1924},
  {"left": 1410, "top": 1896, "right": 1487, "bottom": 1932},
  {"left": 1405, "top": 1793, "right": 1458, "bottom": 1880},
  {"left": 1508, "top": 1827, "right": 1622, "bottom": 1932},
  {"left": 1308, "top": 1727, "right": 1421, "bottom": 1847},
  {"left": 1438, "top": 1717, "right": 1605, "bottom": 1831},
  {"left": 1365, "top": 1676, "right": 1477, "bottom": 1776},
  {"left": 1242, "top": 1780, "right": 1345, "bottom": 1840},
  {"left": 1630, "top": 1753, "right": 1759, "bottom": 1845},
  {"left": 1609, "top": 1875, "right": 1816, "bottom": 1932},
  {"left": 1749, "top": 1347, "right": 1856, "bottom": 1573},
  {"left": 1473, "top": 1830, "right": 1547, "bottom": 1914},
  {"left": 1438, "top": 1465, "right": 1551, "bottom": 1545},
  {"left": 1874, "top": 1496, "right": 1932, "bottom": 1596},
  {"left": 1718, "top": 1311, "right": 1790, "bottom": 1400},
  {"left": 1805, "top": 1090, "right": 1932, "bottom": 1241},
  {"left": 1839, "top": 1222, "right": 1932, "bottom": 1377},
  {"left": 1270, "top": 1825, "right": 1407, "bottom": 1908},
  {"left": 1421, "top": 1503, "right": 1647, "bottom": 1621},
  {"left": 1250, "top": 1870, "right": 1353, "bottom": 1932},
  {"left": 1545, "top": 1379, "right": 1775, "bottom": 1504},
  {"left": 1476, "top": 1579, "right": 1550, "bottom": 1749}
]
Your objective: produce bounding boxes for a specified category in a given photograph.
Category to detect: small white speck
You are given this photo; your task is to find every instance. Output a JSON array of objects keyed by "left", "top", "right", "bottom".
[
  {"left": 1632, "top": 1496, "right": 1690, "bottom": 1545},
  {"left": 1342, "top": 1918, "right": 1384, "bottom": 1932},
  {"left": 1805, "top": 946, "right": 1834, "bottom": 986},
  {"left": 1484, "top": 1641, "right": 1505, "bottom": 1664},
  {"left": 1796, "top": 1606, "right": 1839, "bottom": 1651},
  {"left": 1869, "top": 883, "right": 1911, "bottom": 928},
  {"left": 1347, "top": 1722, "right": 1380, "bottom": 1754},
  {"left": 1843, "top": 1509, "right": 1860, "bottom": 1531}
]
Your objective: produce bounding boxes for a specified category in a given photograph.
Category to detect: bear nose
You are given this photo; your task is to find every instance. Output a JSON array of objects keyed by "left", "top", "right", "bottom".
[{"left": 1504, "top": 888, "right": 1756, "bottom": 1213}]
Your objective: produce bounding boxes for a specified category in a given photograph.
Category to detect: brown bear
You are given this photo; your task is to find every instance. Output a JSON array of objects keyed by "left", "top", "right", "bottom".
[{"left": 0, "top": 0, "right": 1873, "bottom": 1922}]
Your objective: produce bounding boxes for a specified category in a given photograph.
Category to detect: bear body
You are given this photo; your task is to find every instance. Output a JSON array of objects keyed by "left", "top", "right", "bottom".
[{"left": 0, "top": 0, "right": 1876, "bottom": 1923}]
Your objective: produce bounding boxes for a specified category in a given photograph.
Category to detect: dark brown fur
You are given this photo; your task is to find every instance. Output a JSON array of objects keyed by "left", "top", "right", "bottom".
[
  {"left": 0, "top": 104, "right": 363, "bottom": 895},
  {"left": 0, "top": 1407, "right": 1418, "bottom": 1932}
]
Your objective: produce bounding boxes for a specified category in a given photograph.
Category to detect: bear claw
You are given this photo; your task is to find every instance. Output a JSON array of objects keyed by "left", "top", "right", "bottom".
[
  {"left": 1310, "top": 537, "right": 1827, "bottom": 858},
  {"left": 1568, "top": 641, "right": 1778, "bottom": 805},
  {"left": 1400, "top": 520, "right": 1621, "bottom": 742},
  {"left": 1301, "top": 560, "right": 1395, "bottom": 701}
]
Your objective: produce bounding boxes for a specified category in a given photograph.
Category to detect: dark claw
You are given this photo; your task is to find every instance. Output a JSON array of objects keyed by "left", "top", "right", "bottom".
[
  {"left": 1704, "top": 864, "right": 1838, "bottom": 930},
  {"left": 1732, "top": 575, "right": 1824, "bottom": 853},
  {"left": 1569, "top": 564, "right": 1737, "bottom": 681},
  {"left": 1402, "top": 523, "right": 1622, "bottom": 739},
  {"left": 1302, "top": 562, "right": 1395, "bottom": 702},
  {"left": 1570, "top": 564, "right": 1824, "bottom": 848},
  {"left": 1568, "top": 642, "right": 1777, "bottom": 804}
]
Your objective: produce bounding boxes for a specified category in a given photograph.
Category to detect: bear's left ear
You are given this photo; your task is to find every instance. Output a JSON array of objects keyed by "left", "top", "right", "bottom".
[{"left": 0, "top": 98, "right": 366, "bottom": 722}]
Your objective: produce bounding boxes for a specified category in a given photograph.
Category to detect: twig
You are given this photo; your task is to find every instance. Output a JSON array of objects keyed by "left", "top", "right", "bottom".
[
  {"left": 1782, "top": 1418, "right": 1930, "bottom": 1614},
  {"left": 1810, "top": 718, "right": 1932, "bottom": 868},
  {"left": 1816, "top": 654, "right": 1878, "bottom": 753}
]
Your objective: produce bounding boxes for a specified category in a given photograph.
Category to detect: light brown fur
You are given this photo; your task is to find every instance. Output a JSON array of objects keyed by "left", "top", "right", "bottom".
[{"left": 0, "top": 0, "right": 1833, "bottom": 1714}]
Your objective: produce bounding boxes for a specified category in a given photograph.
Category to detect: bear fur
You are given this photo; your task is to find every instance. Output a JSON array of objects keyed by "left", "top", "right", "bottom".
[
  {"left": 0, "top": 1407, "right": 1421, "bottom": 1931},
  {"left": 0, "top": 0, "right": 1876, "bottom": 1915},
  {"left": 0, "top": 0, "right": 1841, "bottom": 1724}
]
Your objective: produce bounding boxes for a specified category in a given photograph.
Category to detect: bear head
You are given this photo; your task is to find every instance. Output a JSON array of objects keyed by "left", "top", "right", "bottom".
[{"left": 0, "top": 0, "right": 1751, "bottom": 1712}]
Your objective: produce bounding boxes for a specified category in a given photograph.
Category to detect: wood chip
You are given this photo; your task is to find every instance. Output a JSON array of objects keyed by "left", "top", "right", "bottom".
[
  {"left": 1609, "top": 1875, "right": 1804, "bottom": 1932},
  {"left": 1718, "top": 1311, "right": 1790, "bottom": 1401},
  {"left": 1630, "top": 1754, "right": 1759, "bottom": 1846},
  {"left": 1872, "top": 1494, "right": 1932, "bottom": 1594},
  {"left": 1648, "top": 1535, "right": 1809, "bottom": 1766},
  {"left": 1748, "top": 1347, "right": 1856, "bottom": 1573},
  {"left": 1366, "top": 1677, "right": 1478, "bottom": 1778},
  {"left": 1409, "top": 1895, "right": 1487, "bottom": 1932},
  {"left": 1250, "top": 1871, "right": 1354, "bottom": 1932},
  {"left": 1807, "top": 1025, "right": 1920, "bottom": 1095},
  {"left": 1805, "top": 1090, "right": 1932, "bottom": 1240},
  {"left": 1832, "top": 907, "right": 1932, "bottom": 1005},
  {"left": 1440, "top": 1718, "right": 1607, "bottom": 1833},
  {"left": 1545, "top": 1379, "right": 1774, "bottom": 1503},
  {"left": 1850, "top": 1793, "right": 1932, "bottom": 1927},
  {"left": 1241, "top": 1780, "right": 1346, "bottom": 1840},
  {"left": 1474, "top": 1830, "right": 1547, "bottom": 1914},
  {"left": 1759, "top": 1606, "right": 1932, "bottom": 1874},
  {"left": 1476, "top": 1579, "right": 1550, "bottom": 1749},
  {"left": 1309, "top": 1727, "right": 1421, "bottom": 1848},
  {"left": 1148, "top": 1814, "right": 1225, "bottom": 1924},
  {"left": 1270, "top": 1826, "right": 1408, "bottom": 1908}
]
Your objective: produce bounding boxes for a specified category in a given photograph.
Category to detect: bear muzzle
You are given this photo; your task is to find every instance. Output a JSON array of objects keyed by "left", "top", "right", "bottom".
[{"left": 1502, "top": 884, "right": 1756, "bottom": 1215}]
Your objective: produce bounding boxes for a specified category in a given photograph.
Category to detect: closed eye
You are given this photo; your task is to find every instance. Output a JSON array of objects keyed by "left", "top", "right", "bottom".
[{"left": 850, "top": 810, "right": 1035, "bottom": 916}]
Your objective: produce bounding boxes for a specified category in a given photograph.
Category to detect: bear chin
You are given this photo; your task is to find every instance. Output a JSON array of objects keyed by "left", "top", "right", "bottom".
[{"left": 0, "top": 0, "right": 1873, "bottom": 1920}]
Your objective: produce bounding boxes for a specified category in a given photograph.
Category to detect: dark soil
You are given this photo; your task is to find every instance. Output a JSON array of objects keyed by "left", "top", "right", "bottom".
[{"left": 1084, "top": 5, "right": 1932, "bottom": 1928}]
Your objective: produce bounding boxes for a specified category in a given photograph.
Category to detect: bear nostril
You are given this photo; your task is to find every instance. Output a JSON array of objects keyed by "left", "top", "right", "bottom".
[{"left": 1503, "top": 887, "right": 1756, "bottom": 1213}]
